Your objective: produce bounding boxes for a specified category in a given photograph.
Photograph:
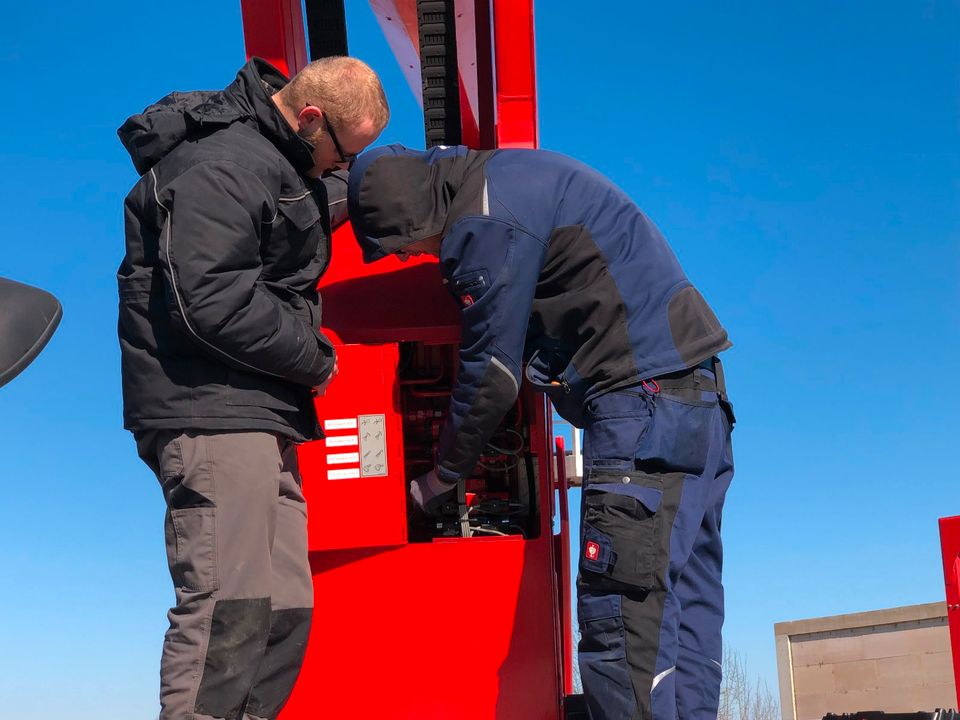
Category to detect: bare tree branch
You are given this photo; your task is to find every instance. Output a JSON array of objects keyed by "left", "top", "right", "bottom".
[{"left": 719, "top": 644, "right": 781, "bottom": 720}]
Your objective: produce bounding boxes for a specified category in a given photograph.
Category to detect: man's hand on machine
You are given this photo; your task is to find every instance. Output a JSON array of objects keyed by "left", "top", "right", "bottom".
[{"left": 410, "top": 468, "right": 458, "bottom": 515}]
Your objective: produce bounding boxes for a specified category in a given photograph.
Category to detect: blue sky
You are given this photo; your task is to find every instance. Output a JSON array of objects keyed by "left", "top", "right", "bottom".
[{"left": 0, "top": 1, "right": 957, "bottom": 717}]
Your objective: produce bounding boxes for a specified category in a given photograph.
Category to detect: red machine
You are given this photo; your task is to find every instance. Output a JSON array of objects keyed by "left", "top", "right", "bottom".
[
  {"left": 940, "top": 517, "right": 960, "bottom": 706},
  {"left": 241, "top": 5, "right": 960, "bottom": 714},
  {"left": 239, "top": 1, "right": 580, "bottom": 717}
]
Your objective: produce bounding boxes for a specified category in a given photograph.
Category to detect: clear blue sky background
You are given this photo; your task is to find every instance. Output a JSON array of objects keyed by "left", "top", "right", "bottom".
[{"left": 0, "top": 2, "right": 957, "bottom": 717}]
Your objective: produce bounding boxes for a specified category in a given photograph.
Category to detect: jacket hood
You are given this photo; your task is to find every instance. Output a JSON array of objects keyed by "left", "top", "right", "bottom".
[
  {"left": 347, "top": 143, "right": 481, "bottom": 263},
  {"left": 117, "top": 58, "right": 315, "bottom": 176}
]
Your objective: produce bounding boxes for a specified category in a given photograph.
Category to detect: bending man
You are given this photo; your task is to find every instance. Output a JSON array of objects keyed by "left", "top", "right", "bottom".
[{"left": 348, "top": 144, "right": 735, "bottom": 720}]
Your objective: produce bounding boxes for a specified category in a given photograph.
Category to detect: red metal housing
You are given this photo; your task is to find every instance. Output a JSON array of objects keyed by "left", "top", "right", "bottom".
[
  {"left": 940, "top": 515, "right": 960, "bottom": 706},
  {"left": 285, "top": 228, "right": 566, "bottom": 720}
]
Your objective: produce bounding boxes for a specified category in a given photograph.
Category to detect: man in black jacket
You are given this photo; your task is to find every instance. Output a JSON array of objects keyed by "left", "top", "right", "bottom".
[{"left": 117, "top": 57, "right": 388, "bottom": 720}]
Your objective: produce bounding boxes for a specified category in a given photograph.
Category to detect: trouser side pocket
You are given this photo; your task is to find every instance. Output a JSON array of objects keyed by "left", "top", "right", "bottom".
[{"left": 580, "top": 470, "right": 663, "bottom": 594}]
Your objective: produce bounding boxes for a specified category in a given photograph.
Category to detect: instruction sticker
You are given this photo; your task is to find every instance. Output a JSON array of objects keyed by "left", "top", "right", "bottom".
[
  {"left": 327, "top": 468, "right": 360, "bottom": 480},
  {"left": 358, "top": 414, "right": 388, "bottom": 477},
  {"left": 326, "top": 452, "right": 360, "bottom": 465},
  {"left": 325, "top": 435, "right": 358, "bottom": 447}
]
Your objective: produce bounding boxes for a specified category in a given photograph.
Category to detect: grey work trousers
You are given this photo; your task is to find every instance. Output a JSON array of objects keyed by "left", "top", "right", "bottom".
[{"left": 137, "top": 430, "right": 313, "bottom": 720}]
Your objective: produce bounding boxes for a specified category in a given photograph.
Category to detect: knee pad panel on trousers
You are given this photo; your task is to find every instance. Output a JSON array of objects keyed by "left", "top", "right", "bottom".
[
  {"left": 577, "top": 592, "right": 637, "bottom": 720},
  {"left": 195, "top": 597, "right": 272, "bottom": 718},
  {"left": 649, "top": 663, "right": 677, "bottom": 719},
  {"left": 245, "top": 608, "right": 313, "bottom": 719},
  {"left": 675, "top": 645, "right": 722, "bottom": 719}
]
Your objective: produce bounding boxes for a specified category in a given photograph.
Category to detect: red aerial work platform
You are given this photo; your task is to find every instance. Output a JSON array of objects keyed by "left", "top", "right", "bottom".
[{"left": 239, "top": 1, "right": 581, "bottom": 717}]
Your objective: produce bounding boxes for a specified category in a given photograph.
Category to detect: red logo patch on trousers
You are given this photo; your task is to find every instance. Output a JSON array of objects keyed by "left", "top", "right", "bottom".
[{"left": 585, "top": 540, "right": 600, "bottom": 561}]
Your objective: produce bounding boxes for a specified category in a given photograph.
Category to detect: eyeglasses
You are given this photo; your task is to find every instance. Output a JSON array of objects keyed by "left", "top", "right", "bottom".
[{"left": 322, "top": 112, "right": 358, "bottom": 166}]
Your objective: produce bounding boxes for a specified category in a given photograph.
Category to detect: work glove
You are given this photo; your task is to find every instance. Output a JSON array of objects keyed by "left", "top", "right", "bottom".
[{"left": 410, "top": 468, "right": 457, "bottom": 515}]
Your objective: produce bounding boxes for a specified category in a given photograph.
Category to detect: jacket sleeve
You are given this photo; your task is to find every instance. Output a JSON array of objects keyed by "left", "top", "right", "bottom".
[
  {"left": 153, "top": 161, "right": 335, "bottom": 388},
  {"left": 320, "top": 169, "right": 350, "bottom": 230},
  {"left": 435, "top": 217, "right": 547, "bottom": 483}
]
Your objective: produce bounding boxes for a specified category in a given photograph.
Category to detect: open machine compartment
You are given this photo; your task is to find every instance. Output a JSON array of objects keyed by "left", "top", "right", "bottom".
[{"left": 398, "top": 340, "right": 541, "bottom": 542}]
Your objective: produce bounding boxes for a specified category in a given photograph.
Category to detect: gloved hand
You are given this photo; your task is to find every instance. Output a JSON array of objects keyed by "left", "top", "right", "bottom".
[{"left": 409, "top": 468, "right": 457, "bottom": 515}]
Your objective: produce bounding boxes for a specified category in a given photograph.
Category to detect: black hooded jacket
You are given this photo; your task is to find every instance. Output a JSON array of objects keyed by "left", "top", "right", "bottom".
[{"left": 117, "top": 58, "right": 339, "bottom": 441}]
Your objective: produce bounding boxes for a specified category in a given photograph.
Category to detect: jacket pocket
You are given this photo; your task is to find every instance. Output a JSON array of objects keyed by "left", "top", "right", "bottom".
[
  {"left": 580, "top": 471, "right": 662, "bottom": 594},
  {"left": 118, "top": 275, "right": 154, "bottom": 347},
  {"left": 524, "top": 348, "right": 586, "bottom": 427},
  {"left": 118, "top": 272, "right": 197, "bottom": 362},
  {"left": 118, "top": 273, "right": 154, "bottom": 301},
  {"left": 276, "top": 192, "right": 321, "bottom": 230},
  {"left": 270, "top": 193, "right": 325, "bottom": 273},
  {"left": 259, "top": 280, "right": 313, "bottom": 325},
  {"left": 450, "top": 268, "right": 490, "bottom": 306}
]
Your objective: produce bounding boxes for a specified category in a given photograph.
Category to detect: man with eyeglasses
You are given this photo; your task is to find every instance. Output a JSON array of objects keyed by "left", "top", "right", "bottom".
[
  {"left": 117, "top": 56, "right": 387, "bottom": 720},
  {"left": 321, "top": 112, "right": 359, "bottom": 167},
  {"left": 348, "top": 144, "right": 735, "bottom": 720}
]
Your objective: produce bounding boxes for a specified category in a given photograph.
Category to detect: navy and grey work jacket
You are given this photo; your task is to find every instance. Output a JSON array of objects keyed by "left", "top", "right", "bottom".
[{"left": 348, "top": 144, "right": 731, "bottom": 483}]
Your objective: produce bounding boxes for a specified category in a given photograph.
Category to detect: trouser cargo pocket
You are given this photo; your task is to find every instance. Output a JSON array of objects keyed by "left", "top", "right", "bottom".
[
  {"left": 153, "top": 433, "right": 221, "bottom": 594},
  {"left": 580, "top": 470, "right": 662, "bottom": 594},
  {"left": 167, "top": 507, "right": 219, "bottom": 592}
]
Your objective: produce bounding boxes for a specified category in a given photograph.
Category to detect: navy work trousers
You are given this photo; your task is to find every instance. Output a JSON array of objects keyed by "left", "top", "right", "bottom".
[{"left": 576, "top": 359, "right": 734, "bottom": 720}]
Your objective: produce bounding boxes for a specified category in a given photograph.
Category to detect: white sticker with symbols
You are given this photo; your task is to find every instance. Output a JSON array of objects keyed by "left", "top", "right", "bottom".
[
  {"left": 327, "top": 468, "right": 360, "bottom": 480},
  {"left": 358, "top": 414, "right": 388, "bottom": 477}
]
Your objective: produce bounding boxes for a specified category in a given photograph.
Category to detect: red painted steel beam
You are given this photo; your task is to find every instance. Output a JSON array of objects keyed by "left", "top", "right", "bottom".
[
  {"left": 939, "top": 515, "right": 960, "bottom": 706},
  {"left": 465, "top": 0, "right": 496, "bottom": 148},
  {"left": 492, "top": 0, "right": 538, "bottom": 148},
  {"left": 555, "top": 436, "right": 575, "bottom": 696},
  {"left": 369, "top": 0, "right": 534, "bottom": 149},
  {"left": 240, "top": 0, "right": 309, "bottom": 77}
]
